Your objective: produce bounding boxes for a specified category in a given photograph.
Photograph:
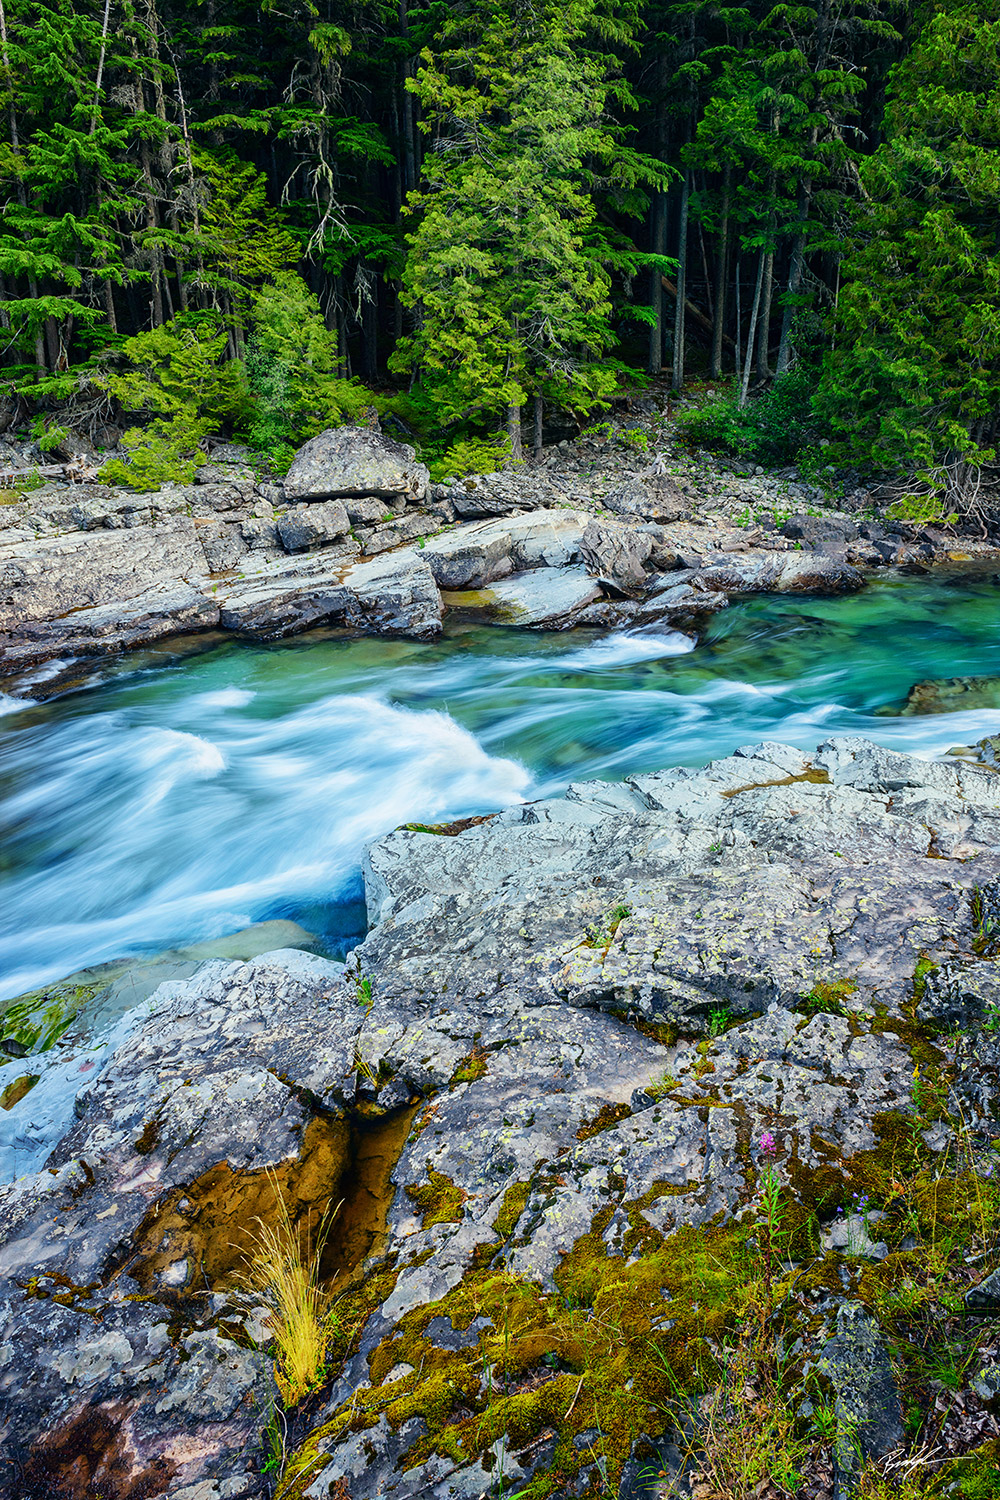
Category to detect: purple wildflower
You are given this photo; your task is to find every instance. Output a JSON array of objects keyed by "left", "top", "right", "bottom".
[{"left": 760, "top": 1131, "right": 777, "bottom": 1158}]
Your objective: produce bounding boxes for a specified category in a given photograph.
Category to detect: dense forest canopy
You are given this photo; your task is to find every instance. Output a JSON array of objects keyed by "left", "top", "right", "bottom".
[{"left": 0, "top": 0, "right": 998, "bottom": 507}]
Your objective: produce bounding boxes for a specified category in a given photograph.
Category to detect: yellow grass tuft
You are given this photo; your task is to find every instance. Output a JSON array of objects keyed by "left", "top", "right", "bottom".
[{"left": 245, "top": 1175, "right": 341, "bottom": 1408}]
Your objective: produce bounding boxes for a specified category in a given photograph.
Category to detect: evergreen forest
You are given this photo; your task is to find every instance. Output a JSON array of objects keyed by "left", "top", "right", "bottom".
[{"left": 1, "top": 0, "right": 999, "bottom": 509}]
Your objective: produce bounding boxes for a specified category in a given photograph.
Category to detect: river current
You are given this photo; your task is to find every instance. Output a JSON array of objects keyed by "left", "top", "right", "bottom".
[{"left": 3, "top": 567, "right": 1000, "bottom": 1002}]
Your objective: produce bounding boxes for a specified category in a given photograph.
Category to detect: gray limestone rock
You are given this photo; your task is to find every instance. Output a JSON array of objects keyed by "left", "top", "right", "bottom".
[
  {"left": 422, "top": 508, "right": 589, "bottom": 590},
  {"left": 342, "top": 547, "right": 443, "bottom": 639},
  {"left": 698, "top": 548, "right": 864, "bottom": 594},
  {"left": 283, "top": 426, "right": 429, "bottom": 504},
  {"left": 604, "top": 475, "right": 689, "bottom": 522},
  {"left": 781, "top": 513, "right": 859, "bottom": 546},
  {"left": 0, "top": 584, "right": 220, "bottom": 681},
  {"left": 0, "top": 514, "right": 207, "bottom": 631},
  {"left": 221, "top": 543, "right": 446, "bottom": 642},
  {"left": 579, "top": 518, "right": 654, "bottom": 589},
  {"left": 473, "top": 565, "right": 602, "bottom": 626},
  {"left": 276, "top": 498, "right": 351, "bottom": 552},
  {"left": 818, "top": 1302, "right": 904, "bottom": 1498},
  {"left": 3, "top": 734, "right": 999, "bottom": 1498}
]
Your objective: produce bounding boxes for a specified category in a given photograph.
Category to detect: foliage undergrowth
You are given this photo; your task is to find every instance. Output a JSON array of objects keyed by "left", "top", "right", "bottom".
[{"left": 675, "top": 368, "right": 820, "bottom": 468}]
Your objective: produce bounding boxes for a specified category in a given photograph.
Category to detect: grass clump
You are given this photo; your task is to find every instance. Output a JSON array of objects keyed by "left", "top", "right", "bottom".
[
  {"left": 798, "top": 976, "right": 858, "bottom": 1017},
  {"left": 245, "top": 1174, "right": 341, "bottom": 1408},
  {"left": 584, "top": 902, "right": 631, "bottom": 950}
]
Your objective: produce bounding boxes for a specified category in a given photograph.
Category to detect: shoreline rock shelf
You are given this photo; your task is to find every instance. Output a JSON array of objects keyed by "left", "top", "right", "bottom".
[
  {"left": 0, "top": 422, "right": 978, "bottom": 699},
  {"left": 1, "top": 735, "right": 999, "bottom": 1495}
]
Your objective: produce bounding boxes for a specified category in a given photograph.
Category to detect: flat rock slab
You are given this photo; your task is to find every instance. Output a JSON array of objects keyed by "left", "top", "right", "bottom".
[
  {"left": 421, "top": 508, "right": 589, "bottom": 588},
  {"left": 0, "top": 584, "right": 219, "bottom": 678},
  {"left": 474, "top": 565, "right": 602, "bottom": 625},
  {"left": 0, "top": 515, "right": 207, "bottom": 631}
]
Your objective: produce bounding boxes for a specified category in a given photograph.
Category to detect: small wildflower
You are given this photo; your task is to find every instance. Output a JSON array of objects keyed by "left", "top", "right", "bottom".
[{"left": 760, "top": 1131, "right": 777, "bottom": 1157}]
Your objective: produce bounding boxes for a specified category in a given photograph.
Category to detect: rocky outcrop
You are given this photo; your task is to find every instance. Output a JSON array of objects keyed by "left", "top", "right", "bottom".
[
  {"left": 697, "top": 547, "right": 864, "bottom": 594},
  {"left": 283, "top": 426, "right": 430, "bottom": 504},
  {"left": 0, "top": 585, "right": 220, "bottom": 676},
  {"left": 2, "top": 737, "right": 999, "bottom": 1496},
  {"left": 604, "top": 473, "right": 690, "bottom": 522},
  {"left": 217, "top": 545, "right": 442, "bottom": 641}
]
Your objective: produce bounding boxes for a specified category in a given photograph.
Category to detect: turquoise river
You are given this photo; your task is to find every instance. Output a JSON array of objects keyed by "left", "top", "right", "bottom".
[{"left": 3, "top": 565, "right": 1000, "bottom": 1002}]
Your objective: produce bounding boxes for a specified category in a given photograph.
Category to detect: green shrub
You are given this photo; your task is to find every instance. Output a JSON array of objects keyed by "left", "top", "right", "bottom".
[
  {"left": 428, "top": 433, "right": 511, "bottom": 481},
  {"left": 676, "top": 368, "right": 818, "bottom": 466},
  {"left": 98, "top": 316, "right": 248, "bottom": 490}
]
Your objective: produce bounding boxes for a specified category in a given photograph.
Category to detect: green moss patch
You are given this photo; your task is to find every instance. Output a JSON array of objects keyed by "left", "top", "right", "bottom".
[{"left": 404, "top": 1169, "right": 468, "bottom": 1229}]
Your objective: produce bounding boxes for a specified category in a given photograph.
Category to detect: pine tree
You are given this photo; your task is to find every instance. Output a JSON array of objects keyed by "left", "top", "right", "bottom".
[
  {"left": 392, "top": 0, "right": 664, "bottom": 458},
  {"left": 818, "top": 0, "right": 1000, "bottom": 516}
]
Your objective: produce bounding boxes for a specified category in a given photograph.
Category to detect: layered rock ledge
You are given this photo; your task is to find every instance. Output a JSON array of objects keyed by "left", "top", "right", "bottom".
[{"left": 1, "top": 736, "right": 1000, "bottom": 1497}]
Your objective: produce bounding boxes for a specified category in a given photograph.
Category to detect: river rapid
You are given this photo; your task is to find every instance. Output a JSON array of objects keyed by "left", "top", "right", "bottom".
[{"left": 3, "top": 566, "right": 1000, "bottom": 1003}]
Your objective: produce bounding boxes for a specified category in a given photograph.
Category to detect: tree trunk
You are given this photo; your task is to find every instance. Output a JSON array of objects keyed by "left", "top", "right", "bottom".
[
  {"left": 399, "top": 0, "right": 417, "bottom": 193},
  {"left": 90, "top": 0, "right": 113, "bottom": 132},
  {"left": 362, "top": 272, "right": 378, "bottom": 380},
  {"left": 672, "top": 171, "right": 689, "bottom": 391},
  {"left": 103, "top": 280, "right": 118, "bottom": 335},
  {"left": 734, "top": 255, "right": 742, "bottom": 387},
  {"left": 647, "top": 192, "right": 667, "bottom": 375},
  {"left": 506, "top": 403, "right": 523, "bottom": 463},
  {"left": 740, "top": 250, "right": 766, "bottom": 408},
  {"left": 756, "top": 250, "right": 774, "bottom": 377},
  {"left": 533, "top": 393, "right": 543, "bottom": 458},
  {"left": 710, "top": 166, "right": 731, "bottom": 380},
  {"left": 777, "top": 182, "right": 812, "bottom": 375},
  {"left": 45, "top": 316, "right": 60, "bottom": 369}
]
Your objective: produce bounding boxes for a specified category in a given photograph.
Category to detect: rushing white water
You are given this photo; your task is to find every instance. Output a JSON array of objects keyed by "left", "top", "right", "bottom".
[{"left": 4, "top": 569, "right": 1000, "bottom": 1000}]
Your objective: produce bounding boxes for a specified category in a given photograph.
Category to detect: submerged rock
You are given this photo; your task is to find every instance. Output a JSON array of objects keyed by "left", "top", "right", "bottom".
[{"left": 900, "top": 672, "right": 1000, "bottom": 716}]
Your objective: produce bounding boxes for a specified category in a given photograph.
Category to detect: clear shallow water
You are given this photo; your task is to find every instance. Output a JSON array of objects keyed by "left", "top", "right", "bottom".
[{"left": 4, "top": 566, "right": 1000, "bottom": 1001}]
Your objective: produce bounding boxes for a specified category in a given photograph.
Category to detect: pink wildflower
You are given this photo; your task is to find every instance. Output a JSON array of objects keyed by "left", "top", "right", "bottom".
[{"left": 760, "top": 1131, "right": 777, "bottom": 1157}]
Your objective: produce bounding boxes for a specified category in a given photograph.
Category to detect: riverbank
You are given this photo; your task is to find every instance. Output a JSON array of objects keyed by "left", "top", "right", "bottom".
[
  {"left": 1, "top": 733, "right": 999, "bottom": 1497},
  {"left": 3, "top": 418, "right": 995, "bottom": 702}
]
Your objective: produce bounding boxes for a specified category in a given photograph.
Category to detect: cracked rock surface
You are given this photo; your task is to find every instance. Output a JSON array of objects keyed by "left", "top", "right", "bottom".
[{"left": 1, "top": 736, "right": 999, "bottom": 1496}]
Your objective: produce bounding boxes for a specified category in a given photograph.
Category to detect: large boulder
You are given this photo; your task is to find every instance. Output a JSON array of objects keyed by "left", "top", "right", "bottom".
[
  {"left": 697, "top": 547, "right": 864, "bottom": 594},
  {"left": 217, "top": 543, "right": 442, "bottom": 642},
  {"left": 434, "top": 469, "right": 568, "bottom": 518},
  {"left": 283, "top": 426, "right": 430, "bottom": 505},
  {"left": 579, "top": 518, "right": 654, "bottom": 589},
  {"left": 342, "top": 547, "right": 443, "bottom": 639},
  {"left": 603, "top": 473, "right": 690, "bottom": 522},
  {"left": 781, "top": 512, "right": 859, "bottom": 547}
]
